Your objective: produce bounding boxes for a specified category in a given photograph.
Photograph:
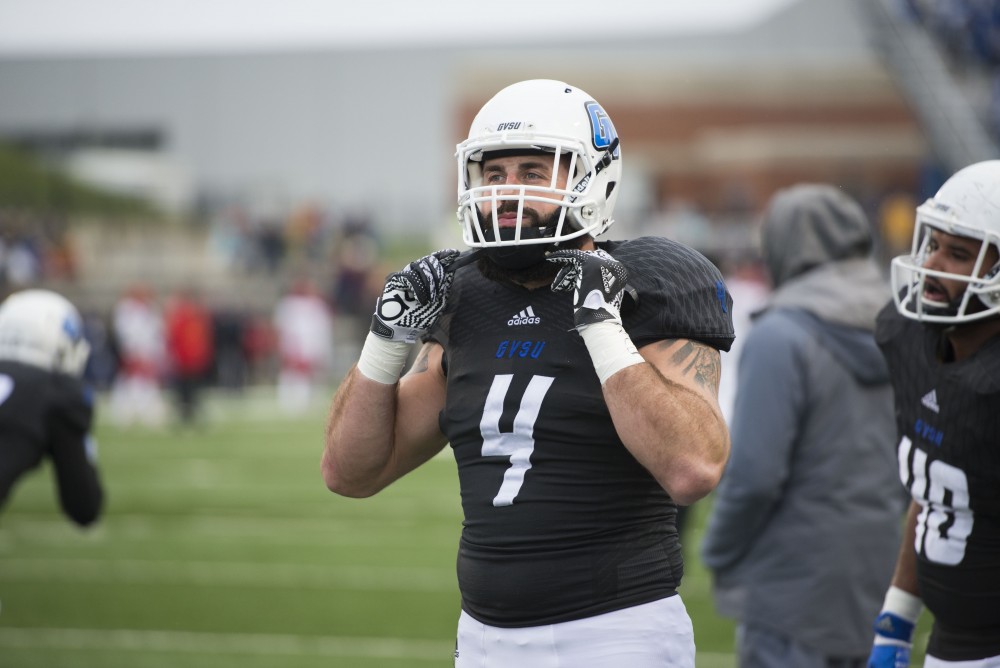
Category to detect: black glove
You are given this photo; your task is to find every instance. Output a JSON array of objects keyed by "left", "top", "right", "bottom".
[
  {"left": 547, "top": 248, "right": 629, "bottom": 328},
  {"left": 371, "top": 249, "right": 460, "bottom": 343}
]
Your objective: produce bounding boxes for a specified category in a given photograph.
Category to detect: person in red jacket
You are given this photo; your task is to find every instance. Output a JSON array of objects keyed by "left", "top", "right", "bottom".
[{"left": 164, "top": 286, "right": 214, "bottom": 426}]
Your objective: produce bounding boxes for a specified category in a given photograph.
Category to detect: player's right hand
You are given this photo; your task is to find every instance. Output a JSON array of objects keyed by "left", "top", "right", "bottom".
[
  {"left": 370, "top": 249, "right": 460, "bottom": 343},
  {"left": 867, "top": 611, "right": 914, "bottom": 668}
]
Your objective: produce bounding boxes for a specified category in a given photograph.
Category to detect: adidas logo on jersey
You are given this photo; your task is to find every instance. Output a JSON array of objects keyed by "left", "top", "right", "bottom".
[
  {"left": 921, "top": 389, "right": 940, "bottom": 413},
  {"left": 508, "top": 306, "right": 540, "bottom": 326}
]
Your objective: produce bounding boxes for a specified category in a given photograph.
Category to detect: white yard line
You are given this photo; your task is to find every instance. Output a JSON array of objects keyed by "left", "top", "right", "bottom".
[
  {"left": 0, "top": 627, "right": 448, "bottom": 661},
  {"left": 0, "top": 557, "right": 456, "bottom": 591},
  {"left": 0, "top": 512, "right": 460, "bottom": 545}
]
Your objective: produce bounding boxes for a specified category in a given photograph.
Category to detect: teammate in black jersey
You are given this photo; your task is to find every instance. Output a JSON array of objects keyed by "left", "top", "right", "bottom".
[
  {"left": 322, "top": 79, "right": 734, "bottom": 667},
  {"left": 868, "top": 160, "right": 1000, "bottom": 667},
  {"left": 0, "top": 289, "right": 103, "bottom": 526}
]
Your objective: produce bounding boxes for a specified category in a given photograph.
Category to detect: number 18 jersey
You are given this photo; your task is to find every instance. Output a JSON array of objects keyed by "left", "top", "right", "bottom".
[
  {"left": 876, "top": 305, "right": 1000, "bottom": 660},
  {"left": 428, "top": 237, "right": 734, "bottom": 628}
]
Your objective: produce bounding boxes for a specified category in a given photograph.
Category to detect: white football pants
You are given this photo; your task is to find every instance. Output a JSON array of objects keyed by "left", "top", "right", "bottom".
[{"left": 454, "top": 595, "right": 695, "bottom": 667}]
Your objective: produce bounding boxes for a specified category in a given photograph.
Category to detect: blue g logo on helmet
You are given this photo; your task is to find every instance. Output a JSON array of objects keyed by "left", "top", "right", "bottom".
[
  {"left": 62, "top": 315, "right": 83, "bottom": 342},
  {"left": 586, "top": 101, "right": 620, "bottom": 158}
]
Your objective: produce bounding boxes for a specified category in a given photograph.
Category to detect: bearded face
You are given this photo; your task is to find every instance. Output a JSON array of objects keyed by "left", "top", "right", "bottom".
[{"left": 473, "top": 206, "right": 588, "bottom": 285}]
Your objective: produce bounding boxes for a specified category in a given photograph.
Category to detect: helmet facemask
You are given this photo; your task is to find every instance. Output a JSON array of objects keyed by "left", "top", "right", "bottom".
[{"left": 891, "top": 213, "right": 1000, "bottom": 324}]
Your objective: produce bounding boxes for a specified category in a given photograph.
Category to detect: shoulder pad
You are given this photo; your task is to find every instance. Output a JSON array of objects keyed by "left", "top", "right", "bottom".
[{"left": 605, "top": 237, "right": 735, "bottom": 351}]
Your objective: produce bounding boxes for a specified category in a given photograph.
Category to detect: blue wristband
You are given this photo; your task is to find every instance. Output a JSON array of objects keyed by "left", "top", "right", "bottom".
[{"left": 873, "top": 611, "right": 915, "bottom": 642}]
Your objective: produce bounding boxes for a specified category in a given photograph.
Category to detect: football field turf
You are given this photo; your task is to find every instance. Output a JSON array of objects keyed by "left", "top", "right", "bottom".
[{"left": 0, "top": 389, "right": 929, "bottom": 667}]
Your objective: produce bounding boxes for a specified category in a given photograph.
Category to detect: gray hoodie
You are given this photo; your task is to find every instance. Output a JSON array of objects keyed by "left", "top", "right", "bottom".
[{"left": 700, "top": 184, "right": 908, "bottom": 655}]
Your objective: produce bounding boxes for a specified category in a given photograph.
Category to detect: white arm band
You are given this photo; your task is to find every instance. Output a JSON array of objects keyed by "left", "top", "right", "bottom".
[
  {"left": 578, "top": 321, "right": 645, "bottom": 384},
  {"left": 882, "top": 585, "right": 923, "bottom": 622},
  {"left": 356, "top": 331, "right": 412, "bottom": 385}
]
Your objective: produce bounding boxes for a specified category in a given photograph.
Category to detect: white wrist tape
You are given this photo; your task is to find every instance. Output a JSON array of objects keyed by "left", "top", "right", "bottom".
[
  {"left": 578, "top": 321, "right": 645, "bottom": 384},
  {"left": 882, "top": 585, "right": 923, "bottom": 623},
  {"left": 357, "top": 331, "right": 411, "bottom": 385}
]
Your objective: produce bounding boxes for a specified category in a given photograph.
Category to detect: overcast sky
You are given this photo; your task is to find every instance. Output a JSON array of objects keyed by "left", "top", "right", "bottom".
[{"left": 0, "top": 0, "right": 799, "bottom": 57}]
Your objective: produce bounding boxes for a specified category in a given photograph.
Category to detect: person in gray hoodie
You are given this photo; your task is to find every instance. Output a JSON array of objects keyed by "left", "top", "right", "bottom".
[{"left": 701, "top": 184, "right": 908, "bottom": 667}]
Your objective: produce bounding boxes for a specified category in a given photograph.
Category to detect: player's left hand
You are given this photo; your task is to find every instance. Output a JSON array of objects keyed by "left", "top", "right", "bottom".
[{"left": 547, "top": 248, "right": 628, "bottom": 329}]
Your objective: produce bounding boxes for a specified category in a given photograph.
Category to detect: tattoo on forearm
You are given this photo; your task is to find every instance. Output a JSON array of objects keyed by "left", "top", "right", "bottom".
[
  {"left": 667, "top": 340, "right": 721, "bottom": 391},
  {"left": 408, "top": 346, "right": 430, "bottom": 375}
]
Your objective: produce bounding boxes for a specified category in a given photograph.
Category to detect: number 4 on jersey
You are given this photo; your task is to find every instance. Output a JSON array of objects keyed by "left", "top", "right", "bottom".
[{"left": 480, "top": 374, "right": 554, "bottom": 507}]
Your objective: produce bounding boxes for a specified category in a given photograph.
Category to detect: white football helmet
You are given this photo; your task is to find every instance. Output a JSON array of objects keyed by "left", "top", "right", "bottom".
[
  {"left": 891, "top": 160, "right": 1000, "bottom": 324},
  {"left": 455, "top": 79, "right": 622, "bottom": 262},
  {"left": 0, "top": 289, "right": 90, "bottom": 377}
]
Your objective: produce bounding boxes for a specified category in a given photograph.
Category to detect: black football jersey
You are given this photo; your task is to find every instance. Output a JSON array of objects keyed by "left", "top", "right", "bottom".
[
  {"left": 0, "top": 360, "right": 103, "bottom": 526},
  {"left": 427, "top": 236, "right": 734, "bottom": 627},
  {"left": 876, "top": 305, "right": 1000, "bottom": 659}
]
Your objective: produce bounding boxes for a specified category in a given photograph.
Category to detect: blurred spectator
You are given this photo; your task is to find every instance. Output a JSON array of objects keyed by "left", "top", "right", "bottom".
[
  {"left": 164, "top": 286, "right": 215, "bottom": 426},
  {"left": 285, "top": 202, "right": 327, "bottom": 264},
  {"left": 329, "top": 222, "right": 380, "bottom": 350},
  {"left": 110, "top": 283, "right": 168, "bottom": 427},
  {"left": 241, "top": 311, "right": 277, "bottom": 387},
  {"left": 208, "top": 205, "right": 252, "bottom": 272},
  {"left": 273, "top": 277, "right": 333, "bottom": 414},
  {"left": 5, "top": 237, "right": 41, "bottom": 286},
  {"left": 701, "top": 184, "right": 904, "bottom": 667},
  {"left": 0, "top": 209, "right": 78, "bottom": 287},
  {"left": 257, "top": 216, "right": 286, "bottom": 274},
  {"left": 212, "top": 305, "right": 250, "bottom": 392},
  {"left": 82, "top": 311, "right": 119, "bottom": 391}
]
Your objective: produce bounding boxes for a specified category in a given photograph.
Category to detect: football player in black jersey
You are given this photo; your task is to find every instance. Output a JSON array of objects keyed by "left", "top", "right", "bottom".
[
  {"left": 0, "top": 289, "right": 103, "bottom": 526},
  {"left": 322, "top": 79, "right": 734, "bottom": 667},
  {"left": 868, "top": 160, "right": 1000, "bottom": 667}
]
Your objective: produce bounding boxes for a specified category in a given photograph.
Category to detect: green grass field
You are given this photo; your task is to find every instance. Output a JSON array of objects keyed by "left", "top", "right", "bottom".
[{"left": 0, "top": 388, "right": 931, "bottom": 667}]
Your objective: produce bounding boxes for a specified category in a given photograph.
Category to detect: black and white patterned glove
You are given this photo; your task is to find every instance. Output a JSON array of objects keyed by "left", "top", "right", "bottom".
[
  {"left": 371, "top": 249, "right": 461, "bottom": 343},
  {"left": 547, "top": 249, "right": 629, "bottom": 329}
]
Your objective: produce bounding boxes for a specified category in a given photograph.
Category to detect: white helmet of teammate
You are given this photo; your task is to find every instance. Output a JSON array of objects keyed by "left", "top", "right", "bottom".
[
  {"left": 891, "top": 159, "right": 1000, "bottom": 324},
  {"left": 0, "top": 289, "right": 91, "bottom": 377},
  {"left": 455, "top": 79, "right": 622, "bottom": 264}
]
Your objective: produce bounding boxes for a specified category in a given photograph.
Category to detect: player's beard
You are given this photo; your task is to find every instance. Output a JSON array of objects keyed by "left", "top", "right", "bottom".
[
  {"left": 474, "top": 205, "right": 586, "bottom": 286},
  {"left": 920, "top": 275, "right": 991, "bottom": 324}
]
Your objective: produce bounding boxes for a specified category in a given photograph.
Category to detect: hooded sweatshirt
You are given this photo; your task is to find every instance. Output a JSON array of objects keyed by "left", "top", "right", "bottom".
[{"left": 701, "top": 184, "right": 908, "bottom": 655}]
